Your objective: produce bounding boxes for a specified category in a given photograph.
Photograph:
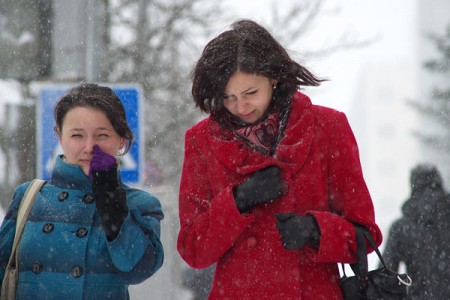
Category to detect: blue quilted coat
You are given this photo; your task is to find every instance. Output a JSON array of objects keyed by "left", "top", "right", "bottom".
[{"left": 0, "top": 156, "right": 164, "bottom": 299}]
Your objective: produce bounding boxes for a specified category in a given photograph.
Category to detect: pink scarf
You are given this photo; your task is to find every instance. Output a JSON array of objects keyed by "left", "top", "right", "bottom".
[
  {"left": 222, "top": 98, "right": 292, "bottom": 156},
  {"left": 232, "top": 113, "right": 279, "bottom": 155}
]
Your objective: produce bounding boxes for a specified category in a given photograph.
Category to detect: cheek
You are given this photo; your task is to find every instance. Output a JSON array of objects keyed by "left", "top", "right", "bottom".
[
  {"left": 223, "top": 101, "right": 234, "bottom": 113},
  {"left": 259, "top": 95, "right": 272, "bottom": 112},
  {"left": 262, "top": 101, "right": 271, "bottom": 112},
  {"left": 60, "top": 140, "right": 82, "bottom": 162},
  {"left": 97, "top": 141, "right": 121, "bottom": 157}
]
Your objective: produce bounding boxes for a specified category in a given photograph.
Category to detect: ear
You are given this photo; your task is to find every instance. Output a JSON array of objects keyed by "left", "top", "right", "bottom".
[
  {"left": 120, "top": 138, "right": 126, "bottom": 150},
  {"left": 271, "top": 80, "right": 278, "bottom": 89},
  {"left": 55, "top": 127, "right": 62, "bottom": 142}
]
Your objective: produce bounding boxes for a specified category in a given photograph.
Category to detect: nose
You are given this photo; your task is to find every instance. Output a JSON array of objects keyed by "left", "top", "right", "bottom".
[
  {"left": 84, "top": 138, "right": 96, "bottom": 153},
  {"left": 236, "top": 98, "right": 249, "bottom": 115}
]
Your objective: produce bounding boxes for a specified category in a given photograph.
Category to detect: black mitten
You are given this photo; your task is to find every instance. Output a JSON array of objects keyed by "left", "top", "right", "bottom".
[
  {"left": 92, "top": 166, "right": 128, "bottom": 241},
  {"left": 275, "top": 213, "right": 320, "bottom": 250},
  {"left": 233, "top": 165, "right": 286, "bottom": 213}
]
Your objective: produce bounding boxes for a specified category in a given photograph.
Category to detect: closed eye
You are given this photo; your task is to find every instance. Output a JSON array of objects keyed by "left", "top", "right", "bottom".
[
  {"left": 97, "top": 133, "right": 110, "bottom": 139},
  {"left": 223, "top": 95, "right": 235, "bottom": 101}
]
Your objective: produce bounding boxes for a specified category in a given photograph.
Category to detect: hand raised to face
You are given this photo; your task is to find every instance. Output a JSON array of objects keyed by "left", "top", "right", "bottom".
[{"left": 89, "top": 145, "right": 117, "bottom": 179}]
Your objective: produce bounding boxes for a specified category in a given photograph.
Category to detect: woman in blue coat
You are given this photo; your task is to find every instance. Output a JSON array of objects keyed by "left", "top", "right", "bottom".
[{"left": 0, "top": 83, "right": 164, "bottom": 299}]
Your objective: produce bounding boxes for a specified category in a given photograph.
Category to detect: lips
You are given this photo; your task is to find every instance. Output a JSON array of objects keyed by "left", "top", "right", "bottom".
[{"left": 238, "top": 111, "right": 256, "bottom": 122}]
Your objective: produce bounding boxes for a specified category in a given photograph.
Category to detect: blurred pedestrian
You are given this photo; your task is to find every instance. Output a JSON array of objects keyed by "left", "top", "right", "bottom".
[
  {"left": 0, "top": 83, "right": 164, "bottom": 299},
  {"left": 177, "top": 19, "right": 382, "bottom": 299},
  {"left": 382, "top": 163, "right": 450, "bottom": 299},
  {"left": 181, "top": 264, "right": 215, "bottom": 300}
]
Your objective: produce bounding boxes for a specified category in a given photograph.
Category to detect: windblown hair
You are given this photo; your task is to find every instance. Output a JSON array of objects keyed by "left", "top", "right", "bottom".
[
  {"left": 191, "top": 19, "right": 324, "bottom": 122},
  {"left": 53, "top": 83, "right": 134, "bottom": 154}
]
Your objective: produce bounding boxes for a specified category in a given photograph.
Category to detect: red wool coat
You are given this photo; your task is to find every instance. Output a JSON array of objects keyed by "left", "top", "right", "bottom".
[{"left": 177, "top": 92, "right": 382, "bottom": 299}]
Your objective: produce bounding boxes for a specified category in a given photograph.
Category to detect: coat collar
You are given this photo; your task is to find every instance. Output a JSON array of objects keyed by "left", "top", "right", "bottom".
[
  {"left": 207, "top": 91, "right": 315, "bottom": 175},
  {"left": 50, "top": 155, "right": 93, "bottom": 190}
]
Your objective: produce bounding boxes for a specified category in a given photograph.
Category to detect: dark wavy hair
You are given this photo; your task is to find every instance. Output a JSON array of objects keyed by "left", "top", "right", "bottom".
[
  {"left": 191, "top": 19, "right": 324, "bottom": 123},
  {"left": 53, "top": 83, "right": 134, "bottom": 154}
]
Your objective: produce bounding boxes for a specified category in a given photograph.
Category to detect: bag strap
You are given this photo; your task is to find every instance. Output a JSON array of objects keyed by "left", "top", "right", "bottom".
[
  {"left": 6, "top": 179, "right": 46, "bottom": 269},
  {"left": 359, "top": 226, "right": 388, "bottom": 269},
  {"left": 341, "top": 224, "right": 412, "bottom": 292},
  {"left": 348, "top": 225, "right": 386, "bottom": 278},
  {"left": 340, "top": 225, "right": 384, "bottom": 279}
]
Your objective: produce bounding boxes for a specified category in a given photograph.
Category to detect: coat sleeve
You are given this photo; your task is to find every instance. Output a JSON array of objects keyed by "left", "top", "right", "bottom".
[
  {"left": 177, "top": 128, "right": 255, "bottom": 268},
  {"left": 106, "top": 190, "right": 164, "bottom": 284},
  {"left": 307, "top": 111, "right": 382, "bottom": 263},
  {"left": 0, "top": 183, "right": 28, "bottom": 283}
]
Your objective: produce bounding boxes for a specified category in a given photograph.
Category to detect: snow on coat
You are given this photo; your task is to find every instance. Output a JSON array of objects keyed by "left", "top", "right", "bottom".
[
  {"left": 0, "top": 155, "right": 164, "bottom": 300},
  {"left": 177, "top": 91, "right": 382, "bottom": 299}
]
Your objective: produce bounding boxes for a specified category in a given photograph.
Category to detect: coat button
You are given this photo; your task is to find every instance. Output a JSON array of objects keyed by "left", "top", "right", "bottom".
[
  {"left": 83, "top": 194, "right": 94, "bottom": 204},
  {"left": 76, "top": 227, "right": 88, "bottom": 238},
  {"left": 42, "top": 223, "right": 54, "bottom": 233},
  {"left": 32, "top": 261, "right": 42, "bottom": 274},
  {"left": 71, "top": 265, "right": 83, "bottom": 278},
  {"left": 58, "top": 191, "right": 68, "bottom": 201},
  {"left": 246, "top": 236, "right": 258, "bottom": 248}
]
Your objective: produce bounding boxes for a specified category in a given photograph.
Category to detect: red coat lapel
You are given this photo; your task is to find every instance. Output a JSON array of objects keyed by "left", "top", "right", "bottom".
[{"left": 207, "top": 92, "right": 315, "bottom": 174}]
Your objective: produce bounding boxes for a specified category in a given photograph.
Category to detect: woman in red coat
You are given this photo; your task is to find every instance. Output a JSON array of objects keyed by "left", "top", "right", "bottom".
[{"left": 177, "top": 19, "right": 382, "bottom": 299}]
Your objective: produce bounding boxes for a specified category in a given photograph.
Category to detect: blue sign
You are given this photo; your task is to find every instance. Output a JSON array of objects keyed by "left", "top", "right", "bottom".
[{"left": 37, "top": 84, "right": 142, "bottom": 184}]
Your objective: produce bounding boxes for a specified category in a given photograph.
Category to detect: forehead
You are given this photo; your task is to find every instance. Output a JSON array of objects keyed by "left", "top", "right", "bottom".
[
  {"left": 62, "top": 106, "right": 112, "bottom": 128},
  {"left": 225, "top": 71, "right": 268, "bottom": 90}
]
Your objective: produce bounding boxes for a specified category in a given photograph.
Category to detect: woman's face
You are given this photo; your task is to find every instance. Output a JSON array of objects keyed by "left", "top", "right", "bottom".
[
  {"left": 223, "top": 71, "right": 276, "bottom": 123},
  {"left": 58, "top": 106, "right": 125, "bottom": 176}
]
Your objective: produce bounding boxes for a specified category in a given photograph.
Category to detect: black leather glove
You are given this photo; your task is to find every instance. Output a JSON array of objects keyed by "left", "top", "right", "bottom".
[
  {"left": 275, "top": 213, "right": 320, "bottom": 250},
  {"left": 92, "top": 166, "right": 128, "bottom": 241},
  {"left": 233, "top": 165, "right": 286, "bottom": 214}
]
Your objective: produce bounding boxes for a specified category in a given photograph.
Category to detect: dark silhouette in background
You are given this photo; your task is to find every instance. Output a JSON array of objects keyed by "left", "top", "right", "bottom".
[
  {"left": 382, "top": 164, "right": 450, "bottom": 299},
  {"left": 181, "top": 264, "right": 215, "bottom": 300}
]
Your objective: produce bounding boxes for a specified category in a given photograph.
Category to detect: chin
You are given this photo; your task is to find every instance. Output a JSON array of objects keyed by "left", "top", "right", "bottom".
[{"left": 80, "top": 165, "right": 90, "bottom": 176}]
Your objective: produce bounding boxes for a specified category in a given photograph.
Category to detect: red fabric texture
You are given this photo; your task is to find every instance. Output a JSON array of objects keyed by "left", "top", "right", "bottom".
[{"left": 177, "top": 91, "right": 382, "bottom": 299}]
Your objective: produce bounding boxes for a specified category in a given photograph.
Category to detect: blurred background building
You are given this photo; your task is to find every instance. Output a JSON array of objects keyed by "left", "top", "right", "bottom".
[{"left": 344, "top": 0, "right": 450, "bottom": 237}]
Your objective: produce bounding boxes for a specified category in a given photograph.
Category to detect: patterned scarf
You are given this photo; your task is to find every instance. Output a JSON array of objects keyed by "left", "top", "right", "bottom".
[{"left": 224, "top": 99, "right": 292, "bottom": 156}]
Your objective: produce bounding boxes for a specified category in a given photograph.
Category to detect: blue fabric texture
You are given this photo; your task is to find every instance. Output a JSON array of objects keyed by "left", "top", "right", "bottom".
[{"left": 0, "top": 155, "right": 164, "bottom": 300}]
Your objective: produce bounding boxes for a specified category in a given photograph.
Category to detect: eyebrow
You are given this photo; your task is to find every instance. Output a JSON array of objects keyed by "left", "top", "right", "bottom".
[
  {"left": 224, "top": 86, "right": 257, "bottom": 96},
  {"left": 67, "top": 127, "right": 113, "bottom": 132},
  {"left": 242, "top": 87, "right": 256, "bottom": 93},
  {"left": 96, "top": 127, "right": 113, "bottom": 131}
]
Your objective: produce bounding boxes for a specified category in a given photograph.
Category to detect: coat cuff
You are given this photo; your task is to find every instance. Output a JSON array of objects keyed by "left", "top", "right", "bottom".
[
  {"left": 303, "top": 210, "right": 357, "bottom": 263},
  {"left": 107, "top": 211, "right": 150, "bottom": 272}
]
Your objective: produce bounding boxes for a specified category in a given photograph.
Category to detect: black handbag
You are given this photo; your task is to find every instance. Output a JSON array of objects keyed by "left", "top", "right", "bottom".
[{"left": 339, "top": 225, "right": 412, "bottom": 300}]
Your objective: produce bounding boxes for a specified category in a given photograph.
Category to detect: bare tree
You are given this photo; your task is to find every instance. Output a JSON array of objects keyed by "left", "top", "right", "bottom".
[
  {"left": 100, "top": 0, "right": 221, "bottom": 187},
  {"left": 409, "top": 24, "right": 450, "bottom": 156},
  {"left": 259, "top": 0, "right": 377, "bottom": 57},
  {"left": 0, "top": 0, "right": 49, "bottom": 210}
]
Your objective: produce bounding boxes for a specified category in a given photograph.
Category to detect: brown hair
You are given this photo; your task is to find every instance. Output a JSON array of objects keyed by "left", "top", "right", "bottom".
[
  {"left": 191, "top": 19, "right": 324, "bottom": 123},
  {"left": 53, "top": 83, "right": 134, "bottom": 154}
]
